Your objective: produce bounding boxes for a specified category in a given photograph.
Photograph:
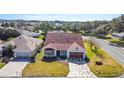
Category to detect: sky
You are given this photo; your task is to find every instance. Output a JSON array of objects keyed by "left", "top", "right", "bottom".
[{"left": 0, "top": 14, "right": 122, "bottom": 22}]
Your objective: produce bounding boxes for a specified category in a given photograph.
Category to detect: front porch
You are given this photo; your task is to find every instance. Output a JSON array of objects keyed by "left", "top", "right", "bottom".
[
  {"left": 43, "top": 48, "right": 57, "bottom": 62},
  {"left": 44, "top": 49, "right": 67, "bottom": 59},
  {"left": 44, "top": 48, "right": 56, "bottom": 57},
  {"left": 43, "top": 48, "right": 86, "bottom": 63}
]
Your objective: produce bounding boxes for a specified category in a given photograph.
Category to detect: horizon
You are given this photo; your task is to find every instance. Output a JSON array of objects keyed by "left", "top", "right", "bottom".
[{"left": 0, "top": 14, "right": 122, "bottom": 22}]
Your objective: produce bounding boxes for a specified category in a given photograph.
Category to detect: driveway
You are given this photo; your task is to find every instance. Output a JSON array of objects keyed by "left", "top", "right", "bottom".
[
  {"left": 67, "top": 63, "right": 96, "bottom": 78},
  {"left": 0, "top": 61, "right": 28, "bottom": 77}
]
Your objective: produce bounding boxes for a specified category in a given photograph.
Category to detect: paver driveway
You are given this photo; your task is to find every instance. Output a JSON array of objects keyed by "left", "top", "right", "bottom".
[
  {"left": 67, "top": 63, "right": 96, "bottom": 78},
  {"left": 0, "top": 61, "right": 28, "bottom": 77}
]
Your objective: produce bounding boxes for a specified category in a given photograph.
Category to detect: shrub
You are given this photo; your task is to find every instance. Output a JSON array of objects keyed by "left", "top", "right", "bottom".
[
  {"left": 59, "top": 56, "right": 67, "bottom": 60},
  {"left": 95, "top": 61, "right": 103, "bottom": 65},
  {"left": 84, "top": 55, "right": 90, "bottom": 63}
]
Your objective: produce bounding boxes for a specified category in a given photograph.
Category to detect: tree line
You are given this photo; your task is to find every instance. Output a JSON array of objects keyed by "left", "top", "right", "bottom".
[{"left": 33, "top": 15, "right": 124, "bottom": 36}]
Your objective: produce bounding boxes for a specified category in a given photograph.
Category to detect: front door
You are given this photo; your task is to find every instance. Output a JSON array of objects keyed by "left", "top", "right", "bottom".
[{"left": 57, "top": 51, "right": 60, "bottom": 57}]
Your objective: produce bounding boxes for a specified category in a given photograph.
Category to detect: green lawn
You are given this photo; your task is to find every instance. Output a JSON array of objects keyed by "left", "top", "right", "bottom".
[
  {"left": 0, "top": 63, "right": 5, "bottom": 69},
  {"left": 84, "top": 41, "right": 124, "bottom": 77},
  {"left": 7, "top": 37, "right": 16, "bottom": 41},
  {"left": 22, "top": 50, "right": 69, "bottom": 77},
  {"left": 0, "top": 59, "right": 6, "bottom": 69},
  {"left": 36, "top": 35, "right": 44, "bottom": 40},
  {"left": 104, "top": 34, "right": 124, "bottom": 47},
  {"left": 108, "top": 38, "right": 124, "bottom": 47}
]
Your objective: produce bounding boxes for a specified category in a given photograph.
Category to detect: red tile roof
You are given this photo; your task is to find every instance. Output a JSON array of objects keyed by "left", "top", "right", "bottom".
[
  {"left": 44, "top": 32, "right": 84, "bottom": 50},
  {"left": 43, "top": 43, "right": 71, "bottom": 50}
]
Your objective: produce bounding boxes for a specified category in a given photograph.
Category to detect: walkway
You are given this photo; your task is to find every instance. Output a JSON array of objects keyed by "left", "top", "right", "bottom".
[{"left": 67, "top": 63, "right": 96, "bottom": 78}]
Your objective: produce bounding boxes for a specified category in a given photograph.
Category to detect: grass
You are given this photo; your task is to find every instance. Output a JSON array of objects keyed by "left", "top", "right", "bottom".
[
  {"left": 108, "top": 38, "right": 124, "bottom": 47},
  {"left": 96, "top": 35, "right": 111, "bottom": 40},
  {"left": 103, "top": 34, "right": 124, "bottom": 47},
  {"left": 22, "top": 50, "right": 69, "bottom": 77},
  {"left": 84, "top": 41, "right": 124, "bottom": 77},
  {"left": 7, "top": 37, "right": 16, "bottom": 41},
  {"left": 36, "top": 35, "right": 44, "bottom": 40},
  {"left": 0, "top": 59, "right": 6, "bottom": 69},
  {"left": 0, "top": 63, "right": 5, "bottom": 69}
]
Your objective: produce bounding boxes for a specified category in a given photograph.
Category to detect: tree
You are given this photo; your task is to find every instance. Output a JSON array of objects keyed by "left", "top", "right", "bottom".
[
  {"left": 10, "top": 22, "right": 15, "bottom": 27},
  {"left": 4, "top": 23, "right": 9, "bottom": 27},
  {"left": 0, "top": 28, "right": 20, "bottom": 40},
  {"left": 93, "top": 25, "right": 109, "bottom": 37},
  {"left": 88, "top": 37, "right": 100, "bottom": 53},
  {"left": 2, "top": 44, "right": 14, "bottom": 57}
]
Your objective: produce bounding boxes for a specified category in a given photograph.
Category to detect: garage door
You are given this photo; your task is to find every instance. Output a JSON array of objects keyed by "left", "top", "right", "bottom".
[
  {"left": 70, "top": 52, "right": 83, "bottom": 58},
  {"left": 14, "top": 52, "right": 31, "bottom": 58}
]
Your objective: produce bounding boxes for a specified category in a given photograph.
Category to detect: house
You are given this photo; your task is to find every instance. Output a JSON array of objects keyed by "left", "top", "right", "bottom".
[
  {"left": 43, "top": 32, "right": 85, "bottom": 59},
  {"left": 4, "top": 35, "right": 43, "bottom": 58}
]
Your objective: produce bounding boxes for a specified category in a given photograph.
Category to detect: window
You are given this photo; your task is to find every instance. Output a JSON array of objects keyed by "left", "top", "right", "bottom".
[
  {"left": 45, "top": 50, "right": 54, "bottom": 56},
  {"left": 60, "top": 50, "right": 67, "bottom": 56}
]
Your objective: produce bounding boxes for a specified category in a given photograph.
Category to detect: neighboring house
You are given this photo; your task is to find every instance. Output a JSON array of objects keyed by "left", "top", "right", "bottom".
[
  {"left": 112, "top": 33, "right": 124, "bottom": 39},
  {"left": 43, "top": 32, "right": 85, "bottom": 59},
  {"left": 4, "top": 35, "right": 43, "bottom": 58}
]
